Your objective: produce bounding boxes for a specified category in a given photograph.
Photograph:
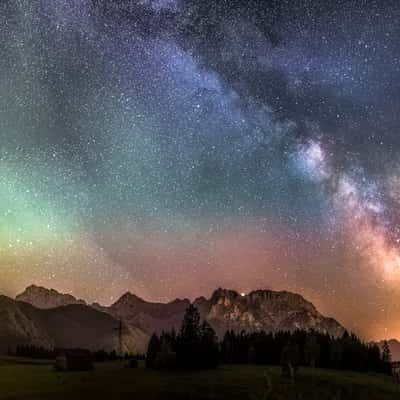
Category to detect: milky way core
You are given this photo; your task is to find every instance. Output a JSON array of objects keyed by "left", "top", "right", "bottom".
[{"left": 1, "top": 0, "right": 400, "bottom": 341}]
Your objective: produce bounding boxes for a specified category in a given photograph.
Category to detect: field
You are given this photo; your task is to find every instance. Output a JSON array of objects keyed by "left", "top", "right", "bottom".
[{"left": 0, "top": 357, "right": 399, "bottom": 399}]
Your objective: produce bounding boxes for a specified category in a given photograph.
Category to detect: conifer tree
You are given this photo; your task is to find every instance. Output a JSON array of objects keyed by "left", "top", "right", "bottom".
[
  {"left": 199, "top": 320, "right": 219, "bottom": 368},
  {"left": 146, "top": 333, "right": 161, "bottom": 368},
  {"left": 176, "top": 304, "right": 201, "bottom": 369}
]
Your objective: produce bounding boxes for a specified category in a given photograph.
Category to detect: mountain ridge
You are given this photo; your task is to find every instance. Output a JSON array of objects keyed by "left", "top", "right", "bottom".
[
  {"left": 14, "top": 285, "right": 345, "bottom": 340},
  {"left": 16, "top": 284, "right": 87, "bottom": 309},
  {"left": 193, "top": 287, "right": 344, "bottom": 337}
]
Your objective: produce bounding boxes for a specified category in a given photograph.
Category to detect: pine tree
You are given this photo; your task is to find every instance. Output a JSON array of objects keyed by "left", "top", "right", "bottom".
[
  {"left": 176, "top": 304, "right": 202, "bottom": 369},
  {"left": 305, "top": 333, "right": 320, "bottom": 368},
  {"left": 199, "top": 320, "right": 219, "bottom": 368},
  {"left": 179, "top": 304, "right": 201, "bottom": 340},
  {"left": 146, "top": 333, "right": 161, "bottom": 368},
  {"left": 329, "top": 339, "right": 343, "bottom": 369},
  {"left": 221, "top": 331, "right": 234, "bottom": 363}
]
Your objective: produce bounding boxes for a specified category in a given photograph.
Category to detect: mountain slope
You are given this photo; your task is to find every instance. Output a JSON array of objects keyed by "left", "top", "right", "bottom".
[
  {"left": 194, "top": 288, "right": 345, "bottom": 337},
  {"left": 0, "top": 296, "right": 53, "bottom": 352},
  {"left": 16, "top": 285, "right": 86, "bottom": 309},
  {"left": 0, "top": 296, "right": 148, "bottom": 354},
  {"left": 108, "top": 292, "right": 190, "bottom": 335}
]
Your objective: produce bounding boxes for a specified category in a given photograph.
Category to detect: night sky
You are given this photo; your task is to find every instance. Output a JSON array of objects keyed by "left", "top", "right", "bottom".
[{"left": 1, "top": 0, "right": 400, "bottom": 341}]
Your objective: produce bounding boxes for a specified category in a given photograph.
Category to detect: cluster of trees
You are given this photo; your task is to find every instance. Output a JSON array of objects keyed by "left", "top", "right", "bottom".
[
  {"left": 147, "top": 305, "right": 392, "bottom": 374},
  {"left": 221, "top": 330, "right": 392, "bottom": 374},
  {"left": 10, "top": 345, "right": 144, "bottom": 363},
  {"left": 12, "top": 345, "right": 56, "bottom": 359},
  {"left": 146, "top": 304, "right": 219, "bottom": 370}
]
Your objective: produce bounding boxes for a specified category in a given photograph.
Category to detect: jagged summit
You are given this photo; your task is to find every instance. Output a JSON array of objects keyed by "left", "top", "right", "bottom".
[
  {"left": 114, "top": 292, "right": 145, "bottom": 305},
  {"left": 210, "top": 288, "right": 240, "bottom": 301},
  {"left": 194, "top": 287, "right": 343, "bottom": 337},
  {"left": 16, "top": 285, "right": 86, "bottom": 309},
  {"left": 207, "top": 288, "right": 317, "bottom": 313}
]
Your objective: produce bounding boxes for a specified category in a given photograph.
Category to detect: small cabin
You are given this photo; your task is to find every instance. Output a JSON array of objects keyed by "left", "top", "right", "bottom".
[
  {"left": 55, "top": 349, "right": 93, "bottom": 371},
  {"left": 392, "top": 361, "right": 400, "bottom": 383}
]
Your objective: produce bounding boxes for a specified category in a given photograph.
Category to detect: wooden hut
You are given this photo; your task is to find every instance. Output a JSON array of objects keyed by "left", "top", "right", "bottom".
[{"left": 55, "top": 349, "right": 93, "bottom": 371}]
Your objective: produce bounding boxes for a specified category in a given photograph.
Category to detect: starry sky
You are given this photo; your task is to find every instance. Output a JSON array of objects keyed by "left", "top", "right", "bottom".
[{"left": 1, "top": 0, "right": 400, "bottom": 341}]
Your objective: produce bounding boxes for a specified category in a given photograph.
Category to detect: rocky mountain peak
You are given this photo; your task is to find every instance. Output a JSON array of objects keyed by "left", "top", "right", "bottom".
[
  {"left": 210, "top": 288, "right": 241, "bottom": 302},
  {"left": 16, "top": 285, "right": 86, "bottom": 309},
  {"left": 197, "top": 287, "right": 344, "bottom": 338},
  {"left": 114, "top": 292, "right": 145, "bottom": 306},
  {"left": 247, "top": 289, "right": 317, "bottom": 312}
]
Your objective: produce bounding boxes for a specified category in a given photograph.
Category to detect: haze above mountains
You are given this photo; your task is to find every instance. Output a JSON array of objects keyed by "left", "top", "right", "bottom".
[{"left": 0, "top": 285, "right": 396, "bottom": 361}]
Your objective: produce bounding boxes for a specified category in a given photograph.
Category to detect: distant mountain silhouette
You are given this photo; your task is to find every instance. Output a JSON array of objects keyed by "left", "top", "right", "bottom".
[
  {"left": 0, "top": 285, "right": 347, "bottom": 355},
  {"left": 107, "top": 292, "right": 191, "bottom": 335}
]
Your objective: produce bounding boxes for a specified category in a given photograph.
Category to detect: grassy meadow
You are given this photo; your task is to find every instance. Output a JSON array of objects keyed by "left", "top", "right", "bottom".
[{"left": 0, "top": 356, "right": 399, "bottom": 399}]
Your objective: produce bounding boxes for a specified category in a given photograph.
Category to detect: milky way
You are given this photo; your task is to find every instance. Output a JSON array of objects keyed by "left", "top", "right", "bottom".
[{"left": 1, "top": 0, "right": 400, "bottom": 340}]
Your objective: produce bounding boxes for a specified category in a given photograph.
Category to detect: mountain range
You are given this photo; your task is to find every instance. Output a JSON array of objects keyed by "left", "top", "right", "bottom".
[
  {"left": 2, "top": 284, "right": 345, "bottom": 355},
  {"left": 6, "top": 284, "right": 397, "bottom": 358}
]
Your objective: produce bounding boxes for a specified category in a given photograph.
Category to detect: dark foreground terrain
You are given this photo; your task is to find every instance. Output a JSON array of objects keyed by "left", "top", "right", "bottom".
[{"left": 0, "top": 357, "right": 399, "bottom": 400}]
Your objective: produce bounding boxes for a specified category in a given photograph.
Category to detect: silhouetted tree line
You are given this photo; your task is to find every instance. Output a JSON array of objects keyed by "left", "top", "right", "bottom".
[
  {"left": 10, "top": 345, "right": 144, "bottom": 363},
  {"left": 147, "top": 305, "right": 392, "bottom": 374},
  {"left": 221, "top": 329, "right": 391, "bottom": 374},
  {"left": 13, "top": 345, "right": 56, "bottom": 359}
]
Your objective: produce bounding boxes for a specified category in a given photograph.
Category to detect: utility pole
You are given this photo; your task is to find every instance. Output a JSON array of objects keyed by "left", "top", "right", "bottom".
[{"left": 113, "top": 319, "right": 123, "bottom": 357}]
